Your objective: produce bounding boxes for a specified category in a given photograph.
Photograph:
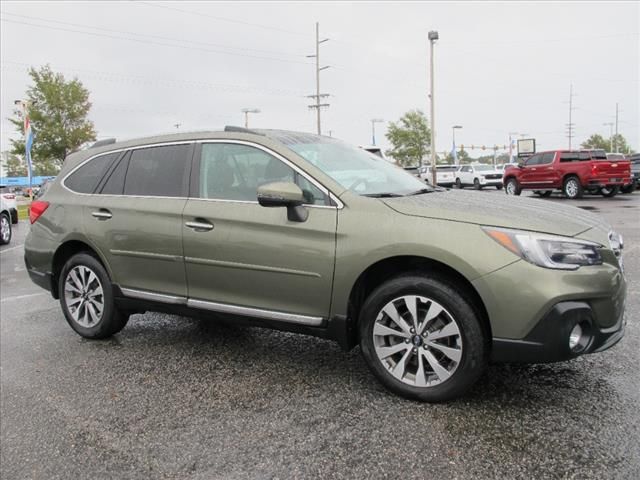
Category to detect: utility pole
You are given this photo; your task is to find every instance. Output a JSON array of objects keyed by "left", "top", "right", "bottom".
[
  {"left": 614, "top": 102, "right": 619, "bottom": 153},
  {"left": 428, "top": 30, "right": 439, "bottom": 186},
  {"left": 307, "top": 22, "right": 330, "bottom": 135},
  {"left": 603, "top": 122, "right": 614, "bottom": 151},
  {"left": 565, "top": 83, "right": 575, "bottom": 149},
  {"left": 241, "top": 108, "right": 260, "bottom": 128}
]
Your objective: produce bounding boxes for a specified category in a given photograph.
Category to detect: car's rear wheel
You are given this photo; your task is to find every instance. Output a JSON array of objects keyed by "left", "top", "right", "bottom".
[
  {"left": 505, "top": 178, "right": 521, "bottom": 195},
  {"left": 621, "top": 184, "right": 634, "bottom": 194},
  {"left": 563, "top": 176, "right": 583, "bottom": 199},
  {"left": 0, "top": 212, "right": 11, "bottom": 245},
  {"left": 358, "top": 275, "right": 487, "bottom": 402},
  {"left": 600, "top": 186, "right": 620, "bottom": 197},
  {"left": 59, "top": 253, "right": 129, "bottom": 339},
  {"left": 455, "top": 178, "right": 462, "bottom": 189}
]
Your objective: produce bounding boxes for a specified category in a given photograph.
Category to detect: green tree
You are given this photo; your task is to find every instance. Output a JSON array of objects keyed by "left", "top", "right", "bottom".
[
  {"left": 581, "top": 133, "right": 634, "bottom": 154},
  {"left": 443, "top": 149, "right": 470, "bottom": 164},
  {"left": 9, "top": 65, "right": 96, "bottom": 174},
  {"left": 385, "top": 110, "right": 431, "bottom": 167},
  {"left": 2, "top": 152, "right": 27, "bottom": 176}
]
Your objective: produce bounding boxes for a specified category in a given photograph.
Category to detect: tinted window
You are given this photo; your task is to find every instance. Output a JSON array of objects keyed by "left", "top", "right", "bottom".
[
  {"left": 525, "top": 154, "right": 542, "bottom": 166},
  {"left": 560, "top": 152, "right": 580, "bottom": 162},
  {"left": 65, "top": 152, "right": 119, "bottom": 193},
  {"left": 124, "top": 145, "right": 190, "bottom": 197},
  {"left": 199, "top": 143, "right": 327, "bottom": 205},
  {"left": 540, "top": 153, "right": 555, "bottom": 164},
  {"left": 100, "top": 154, "right": 130, "bottom": 195}
]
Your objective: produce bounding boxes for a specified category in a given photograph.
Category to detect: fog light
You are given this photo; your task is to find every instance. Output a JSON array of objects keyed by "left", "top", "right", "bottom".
[{"left": 569, "top": 324, "right": 583, "bottom": 350}]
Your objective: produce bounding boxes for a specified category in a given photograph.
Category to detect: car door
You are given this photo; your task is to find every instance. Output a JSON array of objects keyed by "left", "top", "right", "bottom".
[
  {"left": 519, "top": 154, "right": 542, "bottom": 185},
  {"left": 534, "top": 152, "right": 557, "bottom": 186},
  {"left": 182, "top": 141, "right": 338, "bottom": 322},
  {"left": 83, "top": 143, "right": 193, "bottom": 299},
  {"left": 461, "top": 166, "right": 472, "bottom": 185}
]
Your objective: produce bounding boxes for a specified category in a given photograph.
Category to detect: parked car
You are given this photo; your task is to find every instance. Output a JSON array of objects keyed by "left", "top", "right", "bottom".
[
  {"left": 403, "top": 165, "right": 421, "bottom": 177},
  {"left": 0, "top": 185, "right": 18, "bottom": 224},
  {"left": 621, "top": 153, "right": 640, "bottom": 194},
  {"left": 455, "top": 164, "right": 503, "bottom": 189},
  {"left": 24, "top": 128, "right": 626, "bottom": 402},
  {"left": 0, "top": 194, "right": 12, "bottom": 245},
  {"left": 503, "top": 150, "right": 632, "bottom": 198},
  {"left": 419, "top": 165, "right": 458, "bottom": 187}
]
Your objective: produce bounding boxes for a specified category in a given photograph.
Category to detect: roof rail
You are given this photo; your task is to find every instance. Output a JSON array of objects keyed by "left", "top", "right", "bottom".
[
  {"left": 224, "top": 126, "right": 264, "bottom": 135},
  {"left": 90, "top": 138, "right": 117, "bottom": 148}
]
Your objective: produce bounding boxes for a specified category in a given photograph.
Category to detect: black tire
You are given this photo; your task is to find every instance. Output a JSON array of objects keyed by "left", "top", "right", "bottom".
[
  {"left": 600, "top": 186, "right": 620, "bottom": 198},
  {"left": 621, "top": 184, "right": 634, "bottom": 194},
  {"left": 536, "top": 190, "right": 553, "bottom": 198},
  {"left": 563, "top": 176, "right": 583, "bottom": 199},
  {"left": 455, "top": 178, "right": 462, "bottom": 189},
  {"left": 0, "top": 212, "right": 11, "bottom": 245},
  {"left": 505, "top": 178, "right": 521, "bottom": 195},
  {"left": 473, "top": 178, "right": 481, "bottom": 190},
  {"left": 58, "top": 253, "right": 129, "bottom": 339},
  {"left": 358, "top": 274, "right": 488, "bottom": 402},
  {"left": 496, "top": 184, "right": 503, "bottom": 190}
]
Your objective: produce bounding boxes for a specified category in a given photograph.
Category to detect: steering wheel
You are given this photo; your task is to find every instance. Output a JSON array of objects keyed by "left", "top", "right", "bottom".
[{"left": 348, "top": 178, "right": 369, "bottom": 191}]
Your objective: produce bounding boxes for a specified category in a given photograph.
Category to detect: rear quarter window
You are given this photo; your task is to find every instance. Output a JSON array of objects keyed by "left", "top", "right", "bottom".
[{"left": 64, "top": 152, "right": 121, "bottom": 193}]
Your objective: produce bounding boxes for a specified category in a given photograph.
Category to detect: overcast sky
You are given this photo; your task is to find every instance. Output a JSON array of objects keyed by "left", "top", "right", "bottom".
[{"left": 1, "top": 1, "right": 638, "bottom": 159}]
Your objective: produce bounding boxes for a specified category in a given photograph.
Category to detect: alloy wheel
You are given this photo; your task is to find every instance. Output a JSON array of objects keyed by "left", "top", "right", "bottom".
[
  {"left": 64, "top": 265, "right": 105, "bottom": 328},
  {"left": 0, "top": 216, "right": 9, "bottom": 243},
  {"left": 373, "top": 295, "right": 463, "bottom": 387},
  {"left": 566, "top": 179, "right": 579, "bottom": 198},
  {"left": 506, "top": 180, "right": 516, "bottom": 195}
]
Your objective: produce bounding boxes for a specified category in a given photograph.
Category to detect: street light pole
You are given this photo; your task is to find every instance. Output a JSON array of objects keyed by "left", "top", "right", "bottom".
[
  {"left": 508, "top": 131, "right": 519, "bottom": 163},
  {"left": 241, "top": 108, "right": 260, "bottom": 128},
  {"left": 452, "top": 125, "right": 462, "bottom": 163},
  {"left": 428, "top": 30, "right": 439, "bottom": 186},
  {"left": 371, "top": 118, "right": 384, "bottom": 145},
  {"left": 603, "top": 122, "right": 614, "bottom": 151}
]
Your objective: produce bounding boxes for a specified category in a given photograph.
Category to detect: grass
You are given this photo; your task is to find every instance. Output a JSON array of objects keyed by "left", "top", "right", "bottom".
[{"left": 17, "top": 203, "right": 30, "bottom": 221}]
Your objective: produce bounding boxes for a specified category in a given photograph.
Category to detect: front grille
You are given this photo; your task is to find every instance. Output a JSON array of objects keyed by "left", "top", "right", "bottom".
[{"left": 484, "top": 174, "right": 501, "bottom": 180}]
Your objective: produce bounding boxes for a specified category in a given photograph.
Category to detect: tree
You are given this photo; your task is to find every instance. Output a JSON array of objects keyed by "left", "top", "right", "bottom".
[
  {"left": 9, "top": 65, "right": 96, "bottom": 174},
  {"left": 2, "top": 152, "right": 27, "bottom": 177},
  {"left": 443, "top": 149, "right": 470, "bottom": 164},
  {"left": 581, "top": 133, "right": 634, "bottom": 154},
  {"left": 385, "top": 110, "right": 431, "bottom": 167}
]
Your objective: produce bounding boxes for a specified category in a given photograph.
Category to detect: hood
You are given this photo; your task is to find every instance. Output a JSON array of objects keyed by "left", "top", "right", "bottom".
[{"left": 382, "top": 190, "right": 611, "bottom": 238}]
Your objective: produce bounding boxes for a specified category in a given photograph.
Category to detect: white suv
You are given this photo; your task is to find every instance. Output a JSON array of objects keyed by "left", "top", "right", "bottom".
[
  {"left": 455, "top": 164, "right": 503, "bottom": 190},
  {"left": 0, "top": 194, "right": 13, "bottom": 245}
]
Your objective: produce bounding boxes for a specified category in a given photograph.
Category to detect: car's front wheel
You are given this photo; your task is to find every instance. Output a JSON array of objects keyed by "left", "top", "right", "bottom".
[
  {"left": 358, "top": 275, "right": 487, "bottom": 402},
  {"left": 0, "top": 212, "right": 11, "bottom": 245},
  {"left": 59, "top": 253, "right": 129, "bottom": 339},
  {"left": 621, "top": 184, "right": 635, "bottom": 194},
  {"left": 455, "top": 178, "right": 462, "bottom": 189},
  {"left": 473, "top": 178, "right": 481, "bottom": 190},
  {"left": 505, "top": 178, "right": 521, "bottom": 195}
]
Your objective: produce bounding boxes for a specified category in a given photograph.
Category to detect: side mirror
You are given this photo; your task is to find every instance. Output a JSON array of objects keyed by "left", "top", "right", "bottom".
[
  {"left": 257, "top": 182, "right": 308, "bottom": 222},
  {"left": 517, "top": 162, "right": 525, "bottom": 168}
]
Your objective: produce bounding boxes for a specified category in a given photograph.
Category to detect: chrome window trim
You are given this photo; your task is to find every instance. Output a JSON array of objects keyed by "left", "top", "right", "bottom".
[
  {"left": 196, "top": 139, "right": 344, "bottom": 209},
  {"left": 61, "top": 139, "right": 345, "bottom": 209},
  {"left": 61, "top": 140, "right": 195, "bottom": 195},
  {"left": 119, "top": 287, "right": 324, "bottom": 326}
]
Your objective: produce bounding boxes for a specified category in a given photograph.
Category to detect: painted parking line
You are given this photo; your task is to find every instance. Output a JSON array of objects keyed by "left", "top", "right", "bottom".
[
  {"left": 0, "top": 244, "right": 24, "bottom": 254},
  {"left": 0, "top": 292, "right": 48, "bottom": 303}
]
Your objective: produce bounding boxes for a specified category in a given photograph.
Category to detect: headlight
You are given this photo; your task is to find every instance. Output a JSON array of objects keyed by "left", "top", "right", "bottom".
[{"left": 483, "top": 227, "right": 603, "bottom": 270}]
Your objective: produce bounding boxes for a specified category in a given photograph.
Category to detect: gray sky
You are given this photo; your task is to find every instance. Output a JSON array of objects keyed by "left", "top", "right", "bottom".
[{"left": 1, "top": 1, "right": 638, "bottom": 159}]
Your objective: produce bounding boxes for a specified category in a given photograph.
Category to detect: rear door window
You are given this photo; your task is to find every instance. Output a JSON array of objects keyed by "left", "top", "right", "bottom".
[
  {"left": 123, "top": 144, "right": 192, "bottom": 197},
  {"left": 65, "top": 152, "right": 120, "bottom": 194}
]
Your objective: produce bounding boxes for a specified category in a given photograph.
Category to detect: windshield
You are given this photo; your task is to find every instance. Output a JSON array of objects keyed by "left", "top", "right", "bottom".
[
  {"left": 266, "top": 131, "right": 430, "bottom": 196},
  {"left": 474, "top": 165, "right": 494, "bottom": 171}
]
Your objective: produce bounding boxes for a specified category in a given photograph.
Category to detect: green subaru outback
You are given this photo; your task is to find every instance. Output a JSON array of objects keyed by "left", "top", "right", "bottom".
[{"left": 24, "top": 128, "right": 626, "bottom": 402}]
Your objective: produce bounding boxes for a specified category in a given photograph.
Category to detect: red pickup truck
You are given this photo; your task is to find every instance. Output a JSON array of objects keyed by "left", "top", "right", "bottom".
[{"left": 503, "top": 149, "right": 632, "bottom": 199}]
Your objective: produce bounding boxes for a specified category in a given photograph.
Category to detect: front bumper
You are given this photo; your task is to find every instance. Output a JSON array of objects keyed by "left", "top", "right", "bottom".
[
  {"left": 491, "top": 301, "right": 626, "bottom": 363},
  {"left": 479, "top": 178, "right": 503, "bottom": 186}
]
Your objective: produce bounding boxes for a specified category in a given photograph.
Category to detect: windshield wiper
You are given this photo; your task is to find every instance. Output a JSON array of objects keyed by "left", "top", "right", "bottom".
[
  {"left": 362, "top": 192, "right": 403, "bottom": 198},
  {"left": 406, "top": 188, "right": 436, "bottom": 196}
]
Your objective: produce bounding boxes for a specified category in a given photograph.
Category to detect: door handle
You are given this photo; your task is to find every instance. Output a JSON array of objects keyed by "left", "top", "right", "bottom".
[
  {"left": 91, "top": 210, "right": 112, "bottom": 220},
  {"left": 185, "top": 221, "right": 214, "bottom": 232}
]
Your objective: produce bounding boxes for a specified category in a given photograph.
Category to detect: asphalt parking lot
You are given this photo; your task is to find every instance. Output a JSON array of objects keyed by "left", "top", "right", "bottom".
[{"left": 1, "top": 190, "right": 639, "bottom": 479}]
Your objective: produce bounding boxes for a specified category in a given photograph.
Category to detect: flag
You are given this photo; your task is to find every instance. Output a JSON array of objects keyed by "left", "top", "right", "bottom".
[{"left": 24, "top": 112, "right": 34, "bottom": 185}]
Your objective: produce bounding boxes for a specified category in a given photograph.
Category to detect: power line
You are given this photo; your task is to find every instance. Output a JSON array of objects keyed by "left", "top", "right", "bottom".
[
  {"left": 0, "top": 11, "right": 308, "bottom": 58},
  {"left": 0, "top": 17, "right": 314, "bottom": 66}
]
